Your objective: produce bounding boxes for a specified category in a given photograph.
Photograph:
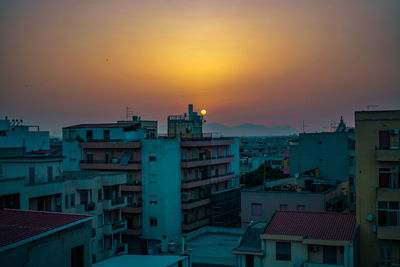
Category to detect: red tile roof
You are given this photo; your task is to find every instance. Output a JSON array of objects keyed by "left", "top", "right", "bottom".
[
  {"left": 0, "top": 209, "right": 92, "bottom": 251},
  {"left": 264, "top": 211, "right": 356, "bottom": 241},
  {"left": 63, "top": 123, "right": 139, "bottom": 129}
]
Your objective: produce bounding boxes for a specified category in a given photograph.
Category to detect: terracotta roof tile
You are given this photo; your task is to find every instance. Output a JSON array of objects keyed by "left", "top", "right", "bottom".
[
  {"left": 264, "top": 211, "right": 356, "bottom": 241},
  {"left": 0, "top": 209, "right": 92, "bottom": 249}
]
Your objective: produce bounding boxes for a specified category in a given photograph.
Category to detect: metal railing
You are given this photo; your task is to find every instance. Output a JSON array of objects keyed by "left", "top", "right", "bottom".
[{"left": 181, "top": 155, "right": 234, "bottom": 162}]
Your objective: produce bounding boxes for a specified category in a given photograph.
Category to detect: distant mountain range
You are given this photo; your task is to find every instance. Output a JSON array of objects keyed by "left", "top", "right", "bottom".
[{"left": 159, "top": 123, "right": 298, "bottom": 137}]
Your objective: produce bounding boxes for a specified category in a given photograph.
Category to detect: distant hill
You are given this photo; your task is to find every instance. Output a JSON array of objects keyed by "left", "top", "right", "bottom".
[{"left": 159, "top": 123, "right": 298, "bottom": 136}]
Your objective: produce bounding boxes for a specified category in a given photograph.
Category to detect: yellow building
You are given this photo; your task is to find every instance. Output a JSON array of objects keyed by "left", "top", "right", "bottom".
[{"left": 355, "top": 110, "right": 400, "bottom": 267}]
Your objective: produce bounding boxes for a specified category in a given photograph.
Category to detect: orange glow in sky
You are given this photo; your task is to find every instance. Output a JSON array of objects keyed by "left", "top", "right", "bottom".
[{"left": 0, "top": 0, "right": 399, "bottom": 134}]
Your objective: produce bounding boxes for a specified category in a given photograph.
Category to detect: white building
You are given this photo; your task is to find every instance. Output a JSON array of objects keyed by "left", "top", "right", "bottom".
[
  {"left": 234, "top": 211, "right": 359, "bottom": 267},
  {"left": 0, "top": 117, "right": 49, "bottom": 152}
]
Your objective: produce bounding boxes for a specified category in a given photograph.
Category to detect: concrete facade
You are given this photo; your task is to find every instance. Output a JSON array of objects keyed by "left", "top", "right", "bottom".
[{"left": 355, "top": 110, "right": 400, "bottom": 267}]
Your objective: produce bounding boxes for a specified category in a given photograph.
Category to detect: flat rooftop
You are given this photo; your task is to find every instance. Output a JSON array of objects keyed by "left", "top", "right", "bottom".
[{"left": 93, "top": 255, "right": 187, "bottom": 267}]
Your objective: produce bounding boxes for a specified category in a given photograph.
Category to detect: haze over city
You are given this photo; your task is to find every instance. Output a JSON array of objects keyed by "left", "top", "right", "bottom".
[{"left": 1, "top": 0, "right": 399, "bottom": 135}]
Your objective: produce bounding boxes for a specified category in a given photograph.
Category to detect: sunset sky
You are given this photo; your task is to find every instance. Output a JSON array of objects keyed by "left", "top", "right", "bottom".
[{"left": 0, "top": 0, "right": 399, "bottom": 135}]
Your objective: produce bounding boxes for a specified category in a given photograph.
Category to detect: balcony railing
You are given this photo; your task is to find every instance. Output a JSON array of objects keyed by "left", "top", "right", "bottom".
[
  {"left": 183, "top": 172, "right": 235, "bottom": 183},
  {"left": 182, "top": 155, "right": 234, "bottom": 162},
  {"left": 85, "top": 202, "right": 96, "bottom": 211},
  {"left": 25, "top": 176, "right": 64, "bottom": 186},
  {"left": 103, "top": 220, "right": 127, "bottom": 235},
  {"left": 103, "top": 196, "right": 127, "bottom": 210},
  {"left": 112, "top": 196, "right": 125, "bottom": 205},
  {"left": 376, "top": 148, "right": 400, "bottom": 162}
]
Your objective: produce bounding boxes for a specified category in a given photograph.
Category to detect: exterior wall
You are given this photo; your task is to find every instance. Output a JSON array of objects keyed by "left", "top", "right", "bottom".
[
  {"left": 63, "top": 127, "right": 146, "bottom": 143},
  {"left": 0, "top": 158, "right": 64, "bottom": 211},
  {"left": 355, "top": 110, "right": 400, "bottom": 267},
  {"left": 64, "top": 172, "right": 128, "bottom": 262},
  {"left": 263, "top": 240, "right": 352, "bottom": 267},
  {"left": 290, "top": 132, "right": 353, "bottom": 182},
  {"left": 0, "top": 119, "right": 49, "bottom": 152},
  {"left": 63, "top": 140, "right": 81, "bottom": 171},
  {"left": 0, "top": 221, "right": 92, "bottom": 267},
  {"left": 3, "top": 159, "right": 62, "bottom": 184},
  {"left": 141, "top": 139, "right": 182, "bottom": 246},
  {"left": 241, "top": 190, "right": 327, "bottom": 226}
]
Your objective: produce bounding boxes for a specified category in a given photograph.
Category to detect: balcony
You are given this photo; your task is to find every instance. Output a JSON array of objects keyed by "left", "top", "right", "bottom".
[
  {"left": 80, "top": 141, "right": 141, "bottom": 149},
  {"left": 124, "top": 227, "right": 143, "bottom": 236},
  {"left": 76, "top": 202, "right": 96, "bottom": 214},
  {"left": 304, "top": 263, "right": 344, "bottom": 267},
  {"left": 181, "top": 172, "right": 235, "bottom": 189},
  {"left": 121, "top": 181, "right": 142, "bottom": 192},
  {"left": 181, "top": 155, "right": 234, "bottom": 168},
  {"left": 122, "top": 202, "right": 143, "bottom": 214},
  {"left": 116, "top": 243, "right": 128, "bottom": 255},
  {"left": 25, "top": 176, "right": 64, "bottom": 186},
  {"left": 103, "top": 220, "right": 127, "bottom": 235},
  {"left": 103, "top": 196, "right": 127, "bottom": 210},
  {"left": 182, "top": 198, "right": 211, "bottom": 210},
  {"left": 376, "top": 149, "right": 400, "bottom": 162},
  {"left": 182, "top": 217, "right": 210, "bottom": 232},
  {"left": 181, "top": 138, "right": 234, "bottom": 147},
  {"left": 79, "top": 160, "right": 141, "bottom": 171},
  {"left": 377, "top": 226, "right": 400, "bottom": 240},
  {"left": 377, "top": 187, "right": 400, "bottom": 201}
]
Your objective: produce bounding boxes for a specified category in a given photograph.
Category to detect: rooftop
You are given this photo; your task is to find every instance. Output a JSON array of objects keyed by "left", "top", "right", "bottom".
[
  {"left": 93, "top": 255, "right": 187, "bottom": 267},
  {"left": 63, "top": 122, "right": 139, "bottom": 130},
  {"left": 264, "top": 210, "right": 356, "bottom": 241},
  {"left": 0, "top": 209, "right": 92, "bottom": 252}
]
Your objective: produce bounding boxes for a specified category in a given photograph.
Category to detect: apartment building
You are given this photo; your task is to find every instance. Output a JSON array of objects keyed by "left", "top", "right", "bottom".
[
  {"left": 355, "top": 110, "right": 400, "bottom": 267},
  {"left": 0, "top": 117, "right": 50, "bottom": 152},
  {"left": 234, "top": 211, "right": 358, "bottom": 267},
  {"left": 239, "top": 136, "right": 294, "bottom": 175},
  {"left": 290, "top": 118, "right": 356, "bottom": 211},
  {"left": 63, "top": 171, "right": 129, "bottom": 262},
  {"left": 241, "top": 175, "right": 346, "bottom": 226},
  {"left": 62, "top": 104, "right": 240, "bottom": 254},
  {"left": 0, "top": 149, "right": 64, "bottom": 211}
]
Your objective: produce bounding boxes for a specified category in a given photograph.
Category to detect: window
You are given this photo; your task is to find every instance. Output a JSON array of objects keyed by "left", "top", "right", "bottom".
[
  {"left": 379, "top": 131, "right": 390, "bottom": 149},
  {"left": 70, "top": 193, "right": 75, "bottom": 208},
  {"left": 98, "top": 215, "right": 103, "bottom": 227},
  {"left": 28, "top": 167, "right": 35, "bottom": 184},
  {"left": 103, "top": 130, "right": 110, "bottom": 141},
  {"left": 98, "top": 189, "right": 102, "bottom": 201},
  {"left": 280, "top": 204, "right": 288, "bottom": 210},
  {"left": 71, "top": 245, "right": 84, "bottom": 267},
  {"left": 86, "top": 152, "right": 93, "bottom": 163},
  {"left": 105, "top": 152, "right": 110, "bottom": 163},
  {"left": 323, "top": 246, "right": 337, "bottom": 264},
  {"left": 150, "top": 217, "right": 158, "bottom": 227},
  {"left": 245, "top": 255, "right": 254, "bottom": 267},
  {"left": 65, "top": 195, "right": 69, "bottom": 209},
  {"left": 276, "top": 242, "right": 291, "bottom": 261},
  {"left": 379, "top": 167, "right": 399, "bottom": 189},
  {"left": 80, "top": 191, "right": 88, "bottom": 204},
  {"left": 379, "top": 245, "right": 392, "bottom": 265},
  {"left": 378, "top": 201, "right": 400, "bottom": 227},
  {"left": 98, "top": 239, "right": 104, "bottom": 252},
  {"left": 296, "top": 205, "right": 305, "bottom": 211},
  {"left": 86, "top": 130, "right": 93, "bottom": 141},
  {"left": 47, "top": 166, "right": 53, "bottom": 181},
  {"left": 251, "top": 203, "right": 262, "bottom": 216},
  {"left": 149, "top": 156, "right": 156, "bottom": 162}
]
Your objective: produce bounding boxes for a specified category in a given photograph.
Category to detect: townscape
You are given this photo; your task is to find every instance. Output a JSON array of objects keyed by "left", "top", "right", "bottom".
[
  {"left": 0, "top": 106, "right": 399, "bottom": 267},
  {"left": 1, "top": 1, "right": 399, "bottom": 267}
]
